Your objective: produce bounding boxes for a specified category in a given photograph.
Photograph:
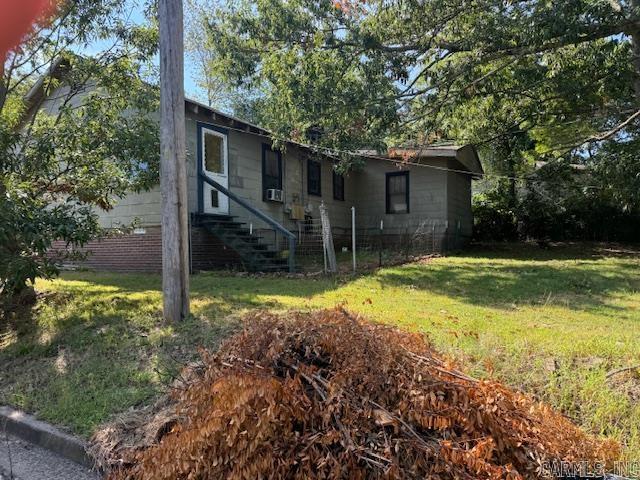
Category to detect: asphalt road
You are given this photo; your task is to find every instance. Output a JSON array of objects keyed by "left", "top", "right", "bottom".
[{"left": 0, "top": 434, "right": 99, "bottom": 480}]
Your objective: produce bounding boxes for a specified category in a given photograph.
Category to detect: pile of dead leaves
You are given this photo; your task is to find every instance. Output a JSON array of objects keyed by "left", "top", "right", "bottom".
[{"left": 92, "top": 308, "right": 620, "bottom": 479}]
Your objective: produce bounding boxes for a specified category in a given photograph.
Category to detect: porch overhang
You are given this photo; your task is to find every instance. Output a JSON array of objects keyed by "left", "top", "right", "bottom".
[{"left": 388, "top": 144, "right": 484, "bottom": 178}]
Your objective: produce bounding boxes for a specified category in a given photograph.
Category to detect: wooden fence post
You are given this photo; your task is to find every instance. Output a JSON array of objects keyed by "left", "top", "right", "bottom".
[
  {"left": 159, "top": 0, "right": 190, "bottom": 323},
  {"left": 319, "top": 203, "right": 337, "bottom": 273}
]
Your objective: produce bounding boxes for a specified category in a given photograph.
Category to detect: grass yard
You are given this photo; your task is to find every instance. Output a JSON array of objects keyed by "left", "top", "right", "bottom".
[{"left": 1, "top": 243, "right": 639, "bottom": 458}]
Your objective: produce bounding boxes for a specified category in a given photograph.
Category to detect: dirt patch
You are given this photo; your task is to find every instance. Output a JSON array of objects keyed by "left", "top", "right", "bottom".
[
  {"left": 608, "top": 370, "right": 640, "bottom": 403},
  {"left": 91, "top": 308, "right": 620, "bottom": 479}
]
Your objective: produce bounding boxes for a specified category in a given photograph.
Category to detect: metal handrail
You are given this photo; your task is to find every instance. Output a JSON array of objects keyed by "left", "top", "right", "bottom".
[{"left": 199, "top": 173, "right": 296, "bottom": 272}]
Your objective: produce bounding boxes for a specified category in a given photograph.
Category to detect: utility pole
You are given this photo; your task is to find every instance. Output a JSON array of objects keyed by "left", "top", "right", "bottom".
[{"left": 159, "top": 0, "right": 190, "bottom": 323}]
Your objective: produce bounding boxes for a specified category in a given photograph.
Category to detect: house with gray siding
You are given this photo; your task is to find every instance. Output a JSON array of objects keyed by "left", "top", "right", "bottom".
[{"left": 43, "top": 90, "right": 483, "bottom": 272}]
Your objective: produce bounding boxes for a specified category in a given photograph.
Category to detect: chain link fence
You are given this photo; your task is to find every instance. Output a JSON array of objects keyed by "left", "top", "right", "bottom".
[{"left": 291, "top": 210, "right": 469, "bottom": 273}]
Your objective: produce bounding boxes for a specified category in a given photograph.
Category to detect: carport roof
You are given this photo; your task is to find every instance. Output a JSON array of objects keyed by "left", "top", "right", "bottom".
[{"left": 387, "top": 145, "right": 484, "bottom": 177}]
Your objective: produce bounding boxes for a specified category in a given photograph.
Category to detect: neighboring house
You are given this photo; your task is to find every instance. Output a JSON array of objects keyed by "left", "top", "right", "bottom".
[{"left": 39, "top": 79, "right": 483, "bottom": 272}]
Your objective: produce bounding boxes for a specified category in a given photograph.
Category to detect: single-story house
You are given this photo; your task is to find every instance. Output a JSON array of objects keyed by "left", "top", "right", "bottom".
[{"left": 39, "top": 80, "right": 483, "bottom": 272}]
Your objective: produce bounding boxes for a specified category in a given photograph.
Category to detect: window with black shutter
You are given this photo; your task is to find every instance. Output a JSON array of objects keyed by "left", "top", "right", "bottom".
[
  {"left": 262, "top": 144, "right": 282, "bottom": 200},
  {"left": 307, "top": 158, "right": 321, "bottom": 196},
  {"left": 386, "top": 171, "right": 409, "bottom": 214},
  {"left": 333, "top": 170, "right": 344, "bottom": 201}
]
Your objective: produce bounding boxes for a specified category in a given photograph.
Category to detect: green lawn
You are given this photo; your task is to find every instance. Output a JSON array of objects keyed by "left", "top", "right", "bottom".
[{"left": 1, "top": 243, "right": 639, "bottom": 458}]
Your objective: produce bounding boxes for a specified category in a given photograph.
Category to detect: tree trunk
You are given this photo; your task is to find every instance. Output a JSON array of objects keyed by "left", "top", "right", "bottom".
[
  {"left": 0, "top": 77, "right": 7, "bottom": 112},
  {"left": 159, "top": 0, "right": 190, "bottom": 323},
  {"left": 498, "top": 138, "right": 517, "bottom": 207},
  {"left": 631, "top": 0, "right": 640, "bottom": 103},
  {"left": 507, "top": 161, "right": 517, "bottom": 207}
]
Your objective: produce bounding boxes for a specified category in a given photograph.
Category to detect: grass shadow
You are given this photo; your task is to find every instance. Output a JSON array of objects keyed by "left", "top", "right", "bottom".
[
  {"left": 0, "top": 284, "right": 241, "bottom": 436},
  {"left": 462, "top": 242, "right": 640, "bottom": 261},
  {"left": 377, "top": 244, "right": 640, "bottom": 313}
]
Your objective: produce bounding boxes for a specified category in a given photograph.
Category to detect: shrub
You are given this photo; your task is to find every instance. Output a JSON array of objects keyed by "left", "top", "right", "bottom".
[
  {"left": 472, "top": 191, "right": 518, "bottom": 241},
  {"left": 473, "top": 163, "right": 640, "bottom": 243}
]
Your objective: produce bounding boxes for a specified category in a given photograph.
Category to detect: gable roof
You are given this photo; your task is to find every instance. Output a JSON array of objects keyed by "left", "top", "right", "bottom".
[{"left": 20, "top": 56, "right": 72, "bottom": 126}]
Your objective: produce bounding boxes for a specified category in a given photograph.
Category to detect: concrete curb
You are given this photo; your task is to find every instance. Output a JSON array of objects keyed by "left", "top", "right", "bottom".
[{"left": 0, "top": 406, "right": 93, "bottom": 469}]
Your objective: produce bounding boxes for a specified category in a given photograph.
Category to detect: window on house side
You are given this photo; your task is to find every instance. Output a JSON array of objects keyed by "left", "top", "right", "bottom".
[
  {"left": 262, "top": 145, "right": 282, "bottom": 200},
  {"left": 333, "top": 170, "right": 344, "bottom": 201},
  {"left": 308, "top": 158, "right": 321, "bottom": 196},
  {"left": 386, "top": 171, "right": 409, "bottom": 214}
]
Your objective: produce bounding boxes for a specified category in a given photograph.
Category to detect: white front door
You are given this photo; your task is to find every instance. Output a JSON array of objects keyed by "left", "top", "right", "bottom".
[{"left": 201, "top": 127, "right": 229, "bottom": 215}]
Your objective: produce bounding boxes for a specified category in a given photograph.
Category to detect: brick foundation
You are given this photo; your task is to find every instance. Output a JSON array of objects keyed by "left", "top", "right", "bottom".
[{"left": 49, "top": 226, "right": 242, "bottom": 273}]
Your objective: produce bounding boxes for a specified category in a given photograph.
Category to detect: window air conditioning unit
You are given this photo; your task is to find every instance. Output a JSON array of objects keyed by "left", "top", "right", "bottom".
[{"left": 266, "top": 188, "right": 284, "bottom": 202}]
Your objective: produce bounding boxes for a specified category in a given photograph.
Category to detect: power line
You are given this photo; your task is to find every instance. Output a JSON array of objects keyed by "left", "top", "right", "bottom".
[
  {"left": 212, "top": 120, "right": 607, "bottom": 190},
  {"left": 312, "top": 145, "right": 606, "bottom": 190}
]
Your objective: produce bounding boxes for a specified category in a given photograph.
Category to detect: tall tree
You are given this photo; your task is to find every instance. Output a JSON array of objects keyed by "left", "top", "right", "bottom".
[
  {"left": 184, "top": 0, "right": 263, "bottom": 117},
  {"left": 0, "top": 0, "right": 159, "bottom": 306},
  {"left": 202, "top": 0, "right": 640, "bottom": 209},
  {"left": 185, "top": 0, "right": 226, "bottom": 106}
]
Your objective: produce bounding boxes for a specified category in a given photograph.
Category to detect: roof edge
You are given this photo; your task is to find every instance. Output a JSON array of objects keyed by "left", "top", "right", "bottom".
[{"left": 388, "top": 145, "right": 484, "bottom": 177}]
